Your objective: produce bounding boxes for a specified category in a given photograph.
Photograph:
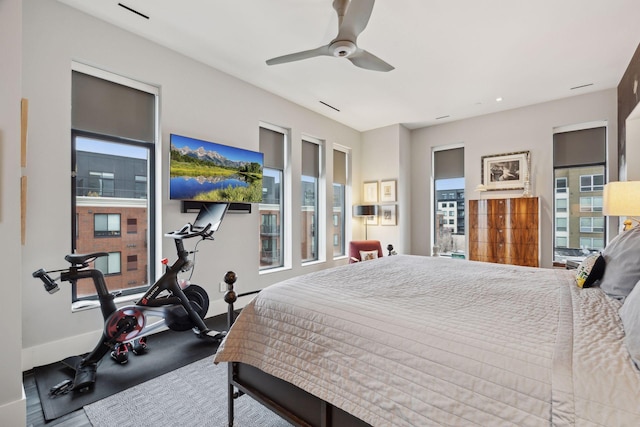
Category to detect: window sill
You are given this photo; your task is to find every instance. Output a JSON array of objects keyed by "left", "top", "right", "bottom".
[{"left": 259, "top": 265, "right": 292, "bottom": 275}]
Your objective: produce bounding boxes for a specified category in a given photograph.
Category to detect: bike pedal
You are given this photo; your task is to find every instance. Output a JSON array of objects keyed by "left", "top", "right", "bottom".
[
  {"left": 132, "top": 337, "right": 147, "bottom": 355},
  {"left": 110, "top": 343, "right": 130, "bottom": 364}
]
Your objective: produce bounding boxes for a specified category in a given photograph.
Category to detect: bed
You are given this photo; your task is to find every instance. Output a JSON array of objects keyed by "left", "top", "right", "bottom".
[{"left": 213, "top": 254, "right": 640, "bottom": 426}]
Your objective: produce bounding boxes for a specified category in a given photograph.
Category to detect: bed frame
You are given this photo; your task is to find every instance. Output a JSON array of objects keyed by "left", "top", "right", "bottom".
[{"left": 222, "top": 272, "right": 371, "bottom": 427}]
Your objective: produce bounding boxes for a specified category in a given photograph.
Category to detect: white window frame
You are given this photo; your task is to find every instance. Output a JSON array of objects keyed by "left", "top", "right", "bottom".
[
  {"left": 301, "top": 135, "right": 325, "bottom": 265},
  {"left": 259, "top": 122, "right": 292, "bottom": 273}
]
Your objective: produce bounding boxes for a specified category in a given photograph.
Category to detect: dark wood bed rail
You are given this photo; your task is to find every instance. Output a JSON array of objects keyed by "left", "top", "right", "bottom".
[{"left": 221, "top": 271, "right": 370, "bottom": 427}]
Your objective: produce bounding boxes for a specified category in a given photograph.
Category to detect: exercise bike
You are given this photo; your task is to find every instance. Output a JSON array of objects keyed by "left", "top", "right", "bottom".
[{"left": 33, "top": 203, "right": 229, "bottom": 393}]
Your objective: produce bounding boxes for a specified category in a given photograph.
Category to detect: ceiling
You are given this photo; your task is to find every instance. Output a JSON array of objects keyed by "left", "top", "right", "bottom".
[{"left": 58, "top": 0, "right": 640, "bottom": 132}]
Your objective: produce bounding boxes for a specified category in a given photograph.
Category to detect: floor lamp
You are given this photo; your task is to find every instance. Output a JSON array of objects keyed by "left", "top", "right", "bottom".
[
  {"left": 353, "top": 205, "right": 378, "bottom": 240},
  {"left": 603, "top": 181, "right": 640, "bottom": 230}
]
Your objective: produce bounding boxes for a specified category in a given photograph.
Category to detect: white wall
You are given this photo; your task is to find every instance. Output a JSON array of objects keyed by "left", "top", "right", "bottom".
[
  {"left": 409, "top": 90, "right": 618, "bottom": 266},
  {"left": 0, "top": 0, "right": 26, "bottom": 424},
  {"left": 21, "top": 0, "right": 361, "bottom": 369},
  {"left": 359, "top": 124, "right": 411, "bottom": 253}
]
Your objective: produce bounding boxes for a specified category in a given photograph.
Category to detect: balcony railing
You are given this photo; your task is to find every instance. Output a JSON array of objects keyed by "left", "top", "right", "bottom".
[{"left": 260, "top": 225, "right": 281, "bottom": 235}]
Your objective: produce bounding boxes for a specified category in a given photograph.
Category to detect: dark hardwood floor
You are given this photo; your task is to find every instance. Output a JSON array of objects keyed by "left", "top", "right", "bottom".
[{"left": 24, "top": 371, "right": 90, "bottom": 427}]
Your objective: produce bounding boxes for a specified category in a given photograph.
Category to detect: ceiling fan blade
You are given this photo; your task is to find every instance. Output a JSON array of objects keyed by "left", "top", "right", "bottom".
[
  {"left": 336, "top": 0, "right": 375, "bottom": 41},
  {"left": 266, "top": 45, "right": 332, "bottom": 66},
  {"left": 348, "top": 48, "right": 394, "bottom": 72}
]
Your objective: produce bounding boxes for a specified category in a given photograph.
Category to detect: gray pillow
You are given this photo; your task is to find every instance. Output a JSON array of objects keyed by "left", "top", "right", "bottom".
[
  {"left": 620, "top": 279, "right": 640, "bottom": 369},
  {"left": 599, "top": 226, "right": 640, "bottom": 300}
]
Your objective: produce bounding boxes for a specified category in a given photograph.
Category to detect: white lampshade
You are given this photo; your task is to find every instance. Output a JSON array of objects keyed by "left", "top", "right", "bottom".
[{"left": 603, "top": 181, "right": 640, "bottom": 216}]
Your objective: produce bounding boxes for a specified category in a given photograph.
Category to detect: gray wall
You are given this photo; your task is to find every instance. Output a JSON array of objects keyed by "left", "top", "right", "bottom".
[
  {"left": 21, "top": 0, "right": 362, "bottom": 369},
  {"left": 409, "top": 90, "right": 618, "bottom": 266},
  {"left": 0, "top": 0, "right": 25, "bottom": 424}
]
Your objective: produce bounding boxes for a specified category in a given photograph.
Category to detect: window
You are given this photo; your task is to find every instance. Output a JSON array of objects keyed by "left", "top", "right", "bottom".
[
  {"left": 88, "top": 172, "right": 114, "bottom": 197},
  {"left": 580, "top": 174, "right": 604, "bottom": 192},
  {"left": 553, "top": 126, "right": 606, "bottom": 264},
  {"left": 555, "top": 177, "right": 567, "bottom": 193},
  {"left": 580, "top": 237, "right": 604, "bottom": 250},
  {"left": 556, "top": 217, "right": 567, "bottom": 232},
  {"left": 127, "top": 255, "right": 138, "bottom": 271},
  {"left": 127, "top": 218, "right": 137, "bottom": 234},
  {"left": 580, "top": 217, "right": 605, "bottom": 233},
  {"left": 259, "top": 125, "right": 286, "bottom": 270},
  {"left": 556, "top": 198, "right": 567, "bottom": 213},
  {"left": 433, "top": 146, "right": 465, "bottom": 256},
  {"left": 134, "top": 175, "right": 147, "bottom": 199},
  {"left": 71, "top": 64, "right": 157, "bottom": 301},
  {"left": 95, "top": 252, "right": 121, "bottom": 276},
  {"left": 580, "top": 196, "right": 603, "bottom": 212},
  {"left": 301, "top": 138, "right": 321, "bottom": 263},
  {"left": 333, "top": 148, "right": 348, "bottom": 258},
  {"left": 94, "top": 213, "right": 121, "bottom": 237}
]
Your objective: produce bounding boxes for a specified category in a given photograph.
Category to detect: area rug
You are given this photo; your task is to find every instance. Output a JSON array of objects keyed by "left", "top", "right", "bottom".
[
  {"left": 84, "top": 356, "right": 293, "bottom": 426},
  {"left": 34, "top": 314, "right": 228, "bottom": 421}
]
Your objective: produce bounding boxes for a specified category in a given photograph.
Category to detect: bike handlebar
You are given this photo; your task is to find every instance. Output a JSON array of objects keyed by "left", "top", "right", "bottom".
[
  {"left": 164, "top": 222, "right": 214, "bottom": 240},
  {"left": 33, "top": 268, "right": 60, "bottom": 294}
]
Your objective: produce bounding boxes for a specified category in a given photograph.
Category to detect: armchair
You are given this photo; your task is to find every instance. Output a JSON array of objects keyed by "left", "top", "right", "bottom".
[{"left": 349, "top": 240, "right": 383, "bottom": 263}]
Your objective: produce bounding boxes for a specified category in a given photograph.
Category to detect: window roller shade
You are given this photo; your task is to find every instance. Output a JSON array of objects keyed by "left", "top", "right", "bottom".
[
  {"left": 259, "top": 127, "right": 285, "bottom": 170},
  {"left": 333, "top": 150, "right": 346, "bottom": 185},
  {"left": 554, "top": 127, "right": 606, "bottom": 167},
  {"left": 72, "top": 71, "right": 155, "bottom": 142},
  {"left": 434, "top": 147, "right": 464, "bottom": 179},
  {"left": 302, "top": 140, "right": 319, "bottom": 177}
]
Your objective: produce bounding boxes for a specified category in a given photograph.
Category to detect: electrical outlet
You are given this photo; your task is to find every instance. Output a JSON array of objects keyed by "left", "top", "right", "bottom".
[{"left": 219, "top": 281, "right": 226, "bottom": 293}]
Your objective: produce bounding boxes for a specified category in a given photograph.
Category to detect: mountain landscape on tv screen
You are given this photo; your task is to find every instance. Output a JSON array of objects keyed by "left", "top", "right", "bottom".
[{"left": 169, "top": 135, "right": 263, "bottom": 203}]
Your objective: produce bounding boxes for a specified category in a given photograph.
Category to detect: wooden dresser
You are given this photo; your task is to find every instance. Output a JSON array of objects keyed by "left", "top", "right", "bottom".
[{"left": 468, "top": 197, "right": 539, "bottom": 267}]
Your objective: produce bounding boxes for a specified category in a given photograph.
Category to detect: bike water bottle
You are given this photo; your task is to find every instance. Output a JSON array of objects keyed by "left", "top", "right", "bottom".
[{"left": 179, "top": 278, "right": 189, "bottom": 289}]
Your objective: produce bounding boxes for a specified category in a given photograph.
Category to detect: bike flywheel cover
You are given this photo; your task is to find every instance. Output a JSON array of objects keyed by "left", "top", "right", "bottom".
[{"left": 105, "top": 307, "right": 145, "bottom": 341}]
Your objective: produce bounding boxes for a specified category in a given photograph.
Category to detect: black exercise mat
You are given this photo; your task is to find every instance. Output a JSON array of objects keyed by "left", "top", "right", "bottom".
[{"left": 33, "top": 313, "right": 228, "bottom": 421}]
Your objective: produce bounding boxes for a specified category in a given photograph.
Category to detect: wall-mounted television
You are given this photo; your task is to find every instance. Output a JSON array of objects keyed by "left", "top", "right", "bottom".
[{"left": 169, "top": 134, "right": 263, "bottom": 203}]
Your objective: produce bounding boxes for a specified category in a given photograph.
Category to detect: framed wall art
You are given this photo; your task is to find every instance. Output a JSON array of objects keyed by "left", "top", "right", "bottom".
[
  {"left": 380, "top": 179, "right": 397, "bottom": 202},
  {"left": 481, "top": 151, "right": 530, "bottom": 191},
  {"left": 363, "top": 181, "right": 378, "bottom": 203},
  {"left": 381, "top": 205, "right": 397, "bottom": 226}
]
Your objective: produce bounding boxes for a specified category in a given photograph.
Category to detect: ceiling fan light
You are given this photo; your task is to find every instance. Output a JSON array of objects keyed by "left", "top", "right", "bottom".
[{"left": 330, "top": 40, "right": 357, "bottom": 58}]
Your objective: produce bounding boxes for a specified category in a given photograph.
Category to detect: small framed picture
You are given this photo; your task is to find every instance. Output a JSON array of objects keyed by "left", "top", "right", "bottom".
[
  {"left": 380, "top": 180, "right": 397, "bottom": 202},
  {"left": 381, "top": 205, "right": 397, "bottom": 226},
  {"left": 481, "top": 151, "right": 530, "bottom": 191},
  {"left": 363, "top": 181, "right": 378, "bottom": 203}
]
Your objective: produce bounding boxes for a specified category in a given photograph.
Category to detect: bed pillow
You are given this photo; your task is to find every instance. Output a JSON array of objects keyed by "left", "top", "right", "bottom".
[
  {"left": 599, "top": 226, "right": 640, "bottom": 300},
  {"left": 359, "top": 250, "right": 379, "bottom": 261},
  {"left": 575, "top": 253, "right": 605, "bottom": 288},
  {"left": 620, "top": 278, "right": 640, "bottom": 369}
]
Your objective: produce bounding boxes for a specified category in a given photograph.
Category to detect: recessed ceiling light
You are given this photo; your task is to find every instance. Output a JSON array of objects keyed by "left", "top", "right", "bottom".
[{"left": 496, "top": 97, "right": 503, "bottom": 102}]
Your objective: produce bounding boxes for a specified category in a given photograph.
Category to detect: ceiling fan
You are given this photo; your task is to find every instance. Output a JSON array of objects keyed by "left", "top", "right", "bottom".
[{"left": 266, "top": 0, "right": 394, "bottom": 72}]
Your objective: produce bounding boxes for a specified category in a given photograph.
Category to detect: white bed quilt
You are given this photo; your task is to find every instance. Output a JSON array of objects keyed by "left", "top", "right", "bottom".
[{"left": 214, "top": 255, "right": 640, "bottom": 426}]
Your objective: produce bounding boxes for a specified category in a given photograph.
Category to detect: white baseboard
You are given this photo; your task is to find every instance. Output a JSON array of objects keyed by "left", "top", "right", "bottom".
[
  {"left": 22, "top": 328, "right": 102, "bottom": 372},
  {"left": 0, "top": 387, "right": 26, "bottom": 427}
]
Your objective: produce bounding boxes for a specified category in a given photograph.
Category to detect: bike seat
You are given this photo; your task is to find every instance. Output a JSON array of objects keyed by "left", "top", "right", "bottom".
[{"left": 65, "top": 252, "right": 109, "bottom": 266}]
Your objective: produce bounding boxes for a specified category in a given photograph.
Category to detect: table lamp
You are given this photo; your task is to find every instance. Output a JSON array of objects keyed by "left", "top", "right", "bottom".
[
  {"left": 353, "top": 205, "right": 378, "bottom": 240},
  {"left": 603, "top": 181, "right": 640, "bottom": 231}
]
